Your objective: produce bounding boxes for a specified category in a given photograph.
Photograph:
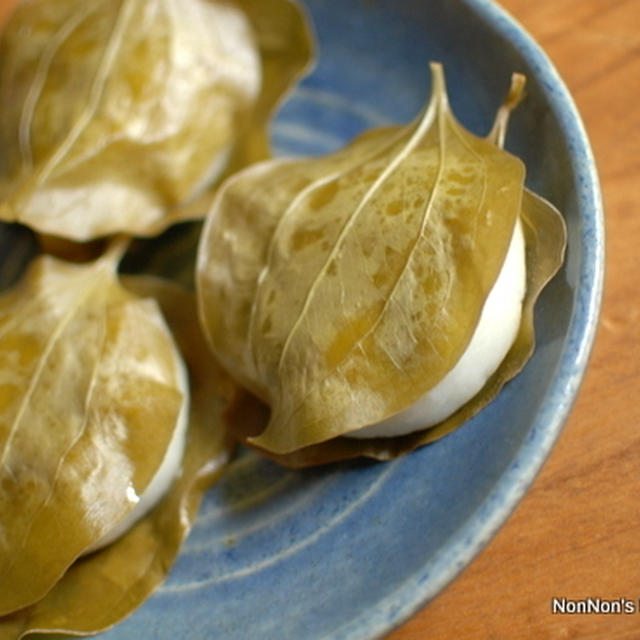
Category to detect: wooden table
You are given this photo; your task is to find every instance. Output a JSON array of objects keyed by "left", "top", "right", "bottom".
[
  {"left": 390, "top": 0, "right": 640, "bottom": 638},
  {"left": 0, "top": 0, "right": 635, "bottom": 638}
]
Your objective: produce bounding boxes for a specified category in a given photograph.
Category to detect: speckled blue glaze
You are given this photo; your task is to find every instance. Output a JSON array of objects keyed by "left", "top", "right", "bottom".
[{"left": 1, "top": 0, "right": 602, "bottom": 638}]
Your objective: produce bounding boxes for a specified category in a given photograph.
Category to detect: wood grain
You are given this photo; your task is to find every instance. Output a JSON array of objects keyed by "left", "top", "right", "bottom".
[{"left": 389, "top": 0, "right": 640, "bottom": 638}]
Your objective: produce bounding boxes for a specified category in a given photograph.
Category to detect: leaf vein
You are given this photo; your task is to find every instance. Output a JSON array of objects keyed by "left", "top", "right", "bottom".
[
  {"left": 274, "top": 98, "right": 439, "bottom": 379},
  {"left": 0, "top": 274, "right": 105, "bottom": 470},
  {"left": 36, "top": 0, "right": 135, "bottom": 185},
  {"left": 17, "top": 309, "right": 108, "bottom": 553},
  {"left": 18, "top": 3, "right": 97, "bottom": 169}
]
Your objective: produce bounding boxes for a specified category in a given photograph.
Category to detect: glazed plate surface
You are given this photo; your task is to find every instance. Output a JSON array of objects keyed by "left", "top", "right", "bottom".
[{"left": 3, "top": 0, "right": 602, "bottom": 638}]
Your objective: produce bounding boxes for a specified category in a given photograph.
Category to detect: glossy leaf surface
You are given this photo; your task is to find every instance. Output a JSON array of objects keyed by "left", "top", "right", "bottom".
[
  {"left": 0, "top": 246, "right": 187, "bottom": 614},
  {"left": 198, "top": 64, "right": 539, "bottom": 455},
  {"left": 0, "top": 0, "right": 314, "bottom": 241},
  {"left": 225, "top": 186, "right": 567, "bottom": 467},
  {"left": 0, "top": 278, "right": 235, "bottom": 638}
]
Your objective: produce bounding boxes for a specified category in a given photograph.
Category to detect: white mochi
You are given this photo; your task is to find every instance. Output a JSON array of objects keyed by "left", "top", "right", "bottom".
[
  {"left": 83, "top": 341, "right": 190, "bottom": 554},
  {"left": 348, "top": 218, "right": 526, "bottom": 439}
]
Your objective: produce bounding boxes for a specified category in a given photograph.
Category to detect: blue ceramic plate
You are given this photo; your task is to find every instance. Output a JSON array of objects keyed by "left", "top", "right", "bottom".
[{"left": 11, "top": 0, "right": 602, "bottom": 638}]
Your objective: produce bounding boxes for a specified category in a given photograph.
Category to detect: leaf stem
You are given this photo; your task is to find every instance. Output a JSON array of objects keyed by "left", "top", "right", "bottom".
[
  {"left": 488, "top": 73, "right": 527, "bottom": 148},
  {"left": 101, "top": 234, "right": 131, "bottom": 271}
]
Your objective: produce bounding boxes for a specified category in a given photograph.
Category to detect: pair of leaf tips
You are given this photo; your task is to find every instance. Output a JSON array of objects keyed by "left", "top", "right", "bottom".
[{"left": 424, "top": 61, "right": 526, "bottom": 150}]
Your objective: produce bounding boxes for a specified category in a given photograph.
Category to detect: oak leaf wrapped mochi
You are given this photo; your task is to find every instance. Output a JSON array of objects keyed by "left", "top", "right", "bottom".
[
  {"left": 0, "top": 277, "right": 236, "bottom": 638},
  {"left": 197, "top": 64, "right": 567, "bottom": 467},
  {"left": 0, "top": 242, "right": 191, "bottom": 616},
  {"left": 0, "top": 0, "right": 314, "bottom": 241}
]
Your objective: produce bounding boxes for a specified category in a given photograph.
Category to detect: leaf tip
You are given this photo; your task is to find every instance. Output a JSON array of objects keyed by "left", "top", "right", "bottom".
[{"left": 428, "top": 61, "right": 447, "bottom": 100}]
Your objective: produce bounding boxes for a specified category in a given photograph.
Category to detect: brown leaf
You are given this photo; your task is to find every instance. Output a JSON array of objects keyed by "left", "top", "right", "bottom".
[
  {"left": 0, "top": 277, "right": 236, "bottom": 637},
  {"left": 0, "top": 244, "right": 188, "bottom": 614},
  {"left": 198, "top": 64, "right": 560, "bottom": 458},
  {"left": 0, "top": 0, "right": 314, "bottom": 241}
]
